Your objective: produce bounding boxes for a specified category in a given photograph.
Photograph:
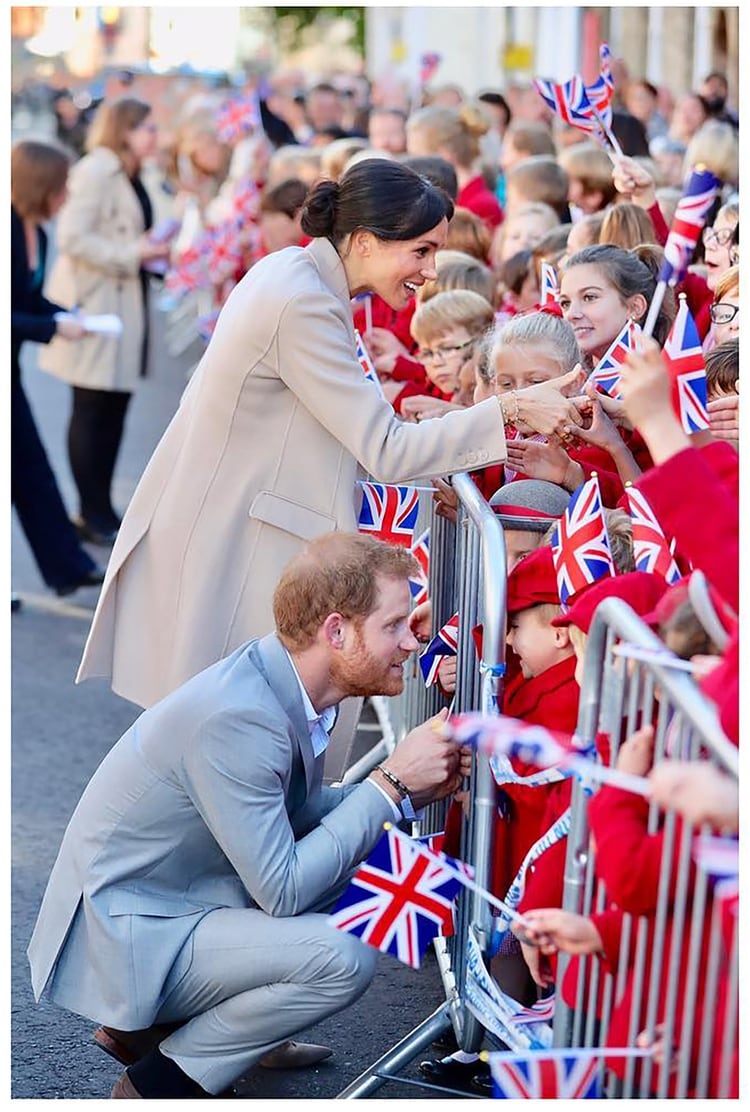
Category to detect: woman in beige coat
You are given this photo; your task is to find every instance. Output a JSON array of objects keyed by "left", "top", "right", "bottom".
[
  {"left": 38, "top": 97, "right": 169, "bottom": 545},
  {"left": 77, "top": 159, "right": 583, "bottom": 709}
]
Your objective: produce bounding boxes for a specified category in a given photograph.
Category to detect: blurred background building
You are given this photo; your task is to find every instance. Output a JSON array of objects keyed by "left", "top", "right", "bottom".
[{"left": 10, "top": 5, "right": 739, "bottom": 128}]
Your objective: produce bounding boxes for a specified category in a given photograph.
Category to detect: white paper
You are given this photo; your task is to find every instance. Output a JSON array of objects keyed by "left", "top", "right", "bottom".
[{"left": 54, "top": 312, "right": 123, "bottom": 336}]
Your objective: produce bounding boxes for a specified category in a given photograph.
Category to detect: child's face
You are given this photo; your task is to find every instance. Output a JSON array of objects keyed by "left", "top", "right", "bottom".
[
  {"left": 558, "top": 263, "right": 640, "bottom": 360},
  {"left": 703, "top": 211, "right": 738, "bottom": 292},
  {"left": 416, "top": 325, "right": 474, "bottom": 395},
  {"left": 503, "top": 529, "right": 545, "bottom": 572},
  {"left": 497, "top": 212, "right": 552, "bottom": 264},
  {"left": 710, "top": 292, "right": 740, "bottom": 346},
  {"left": 507, "top": 606, "right": 571, "bottom": 678},
  {"left": 493, "top": 342, "right": 562, "bottom": 394},
  {"left": 565, "top": 219, "right": 596, "bottom": 258},
  {"left": 259, "top": 211, "right": 303, "bottom": 254},
  {"left": 568, "top": 178, "right": 605, "bottom": 215}
]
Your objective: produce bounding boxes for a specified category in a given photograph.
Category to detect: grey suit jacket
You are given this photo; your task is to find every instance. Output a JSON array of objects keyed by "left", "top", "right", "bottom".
[{"left": 27, "top": 635, "right": 394, "bottom": 1028}]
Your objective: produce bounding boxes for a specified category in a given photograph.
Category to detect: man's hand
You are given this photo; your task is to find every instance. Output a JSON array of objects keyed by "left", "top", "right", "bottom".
[{"left": 383, "top": 708, "right": 465, "bottom": 807}]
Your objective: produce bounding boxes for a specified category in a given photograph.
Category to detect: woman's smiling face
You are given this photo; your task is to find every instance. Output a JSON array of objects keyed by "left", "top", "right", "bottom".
[
  {"left": 360, "top": 219, "right": 449, "bottom": 309},
  {"left": 558, "top": 263, "right": 635, "bottom": 360}
]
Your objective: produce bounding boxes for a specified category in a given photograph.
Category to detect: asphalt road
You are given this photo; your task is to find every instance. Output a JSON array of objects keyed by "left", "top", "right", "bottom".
[{"left": 10, "top": 294, "right": 463, "bottom": 1101}]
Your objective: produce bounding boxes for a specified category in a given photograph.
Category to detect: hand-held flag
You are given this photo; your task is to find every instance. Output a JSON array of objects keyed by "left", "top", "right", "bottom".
[
  {"left": 550, "top": 475, "right": 616, "bottom": 607},
  {"left": 662, "top": 296, "right": 710, "bottom": 432},
  {"left": 357, "top": 482, "right": 420, "bottom": 547},
  {"left": 588, "top": 319, "right": 641, "bottom": 400},
  {"left": 408, "top": 528, "right": 430, "bottom": 606},
  {"left": 658, "top": 165, "right": 722, "bottom": 288},
  {"left": 419, "top": 611, "right": 459, "bottom": 685},
  {"left": 489, "top": 1050, "right": 602, "bottom": 1098},
  {"left": 625, "top": 485, "right": 682, "bottom": 583}
]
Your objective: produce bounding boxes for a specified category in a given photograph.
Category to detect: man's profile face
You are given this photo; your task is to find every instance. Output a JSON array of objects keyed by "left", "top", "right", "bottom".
[{"left": 331, "top": 576, "right": 419, "bottom": 697}]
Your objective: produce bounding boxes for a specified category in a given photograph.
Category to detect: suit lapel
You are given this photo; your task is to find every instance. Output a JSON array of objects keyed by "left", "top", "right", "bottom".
[{"left": 254, "top": 634, "right": 317, "bottom": 797}]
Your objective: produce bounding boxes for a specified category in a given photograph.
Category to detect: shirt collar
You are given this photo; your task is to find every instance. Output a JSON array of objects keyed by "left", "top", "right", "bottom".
[{"left": 283, "top": 649, "right": 337, "bottom": 755}]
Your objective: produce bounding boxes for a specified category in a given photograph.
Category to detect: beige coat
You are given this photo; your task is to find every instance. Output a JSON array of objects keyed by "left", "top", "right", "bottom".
[
  {"left": 38, "top": 146, "right": 146, "bottom": 391},
  {"left": 77, "top": 238, "right": 508, "bottom": 708}
]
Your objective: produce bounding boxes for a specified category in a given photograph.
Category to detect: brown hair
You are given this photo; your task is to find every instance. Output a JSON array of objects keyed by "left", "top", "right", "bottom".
[
  {"left": 411, "top": 288, "right": 495, "bottom": 346},
  {"left": 704, "top": 339, "right": 739, "bottom": 397},
  {"left": 506, "top": 157, "right": 569, "bottom": 217},
  {"left": 11, "top": 140, "right": 69, "bottom": 220},
  {"left": 418, "top": 252, "right": 496, "bottom": 306},
  {"left": 259, "top": 178, "right": 309, "bottom": 219},
  {"left": 445, "top": 205, "right": 492, "bottom": 261},
  {"left": 599, "top": 202, "right": 657, "bottom": 249},
  {"left": 660, "top": 598, "right": 718, "bottom": 659},
  {"left": 504, "top": 121, "right": 556, "bottom": 160},
  {"left": 85, "top": 96, "right": 152, "bottom": 173},
  {"left": 273, "top": 533, "right": 419, "bottom": 651}
]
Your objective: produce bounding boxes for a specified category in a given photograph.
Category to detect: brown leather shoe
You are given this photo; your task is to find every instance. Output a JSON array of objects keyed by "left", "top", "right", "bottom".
[
  {"left": 94, "top": 1024, "right": 180, "bottom": 1067},
  {"left": 258, "top": 1039, "right": 333, "bottom": 1069},
  {"left": 111, "top": 1071, "right": 143, "bottom": 1098}
]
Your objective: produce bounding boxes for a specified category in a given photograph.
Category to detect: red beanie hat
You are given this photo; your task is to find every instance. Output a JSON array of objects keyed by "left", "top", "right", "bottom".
[
  {"left": 550, "top": 571, "right": 670, "bottom": 633},
  {"left": 507, "top": 546, "right": 560, "bottom": 614}
]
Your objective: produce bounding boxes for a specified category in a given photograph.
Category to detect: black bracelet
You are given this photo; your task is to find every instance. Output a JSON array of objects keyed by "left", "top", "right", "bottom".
[{"left": 373, "top": 764, "right": 410, "bottom": 799}]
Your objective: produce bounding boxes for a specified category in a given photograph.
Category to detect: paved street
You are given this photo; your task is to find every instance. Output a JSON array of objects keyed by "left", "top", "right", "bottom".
[{"left": 11, "top": 297, "right": 455, "bottom": 1100}]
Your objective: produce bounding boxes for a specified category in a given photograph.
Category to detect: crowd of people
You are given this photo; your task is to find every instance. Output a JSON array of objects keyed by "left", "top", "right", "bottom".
[{"left": 14, "top": 49, "right": 739, "bottom": 1100}]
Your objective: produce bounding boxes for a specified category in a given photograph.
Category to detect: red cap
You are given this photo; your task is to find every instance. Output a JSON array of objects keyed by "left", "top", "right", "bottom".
[
  {"left": 550, "top": 572, "right": 670, "bottom": 633},
  {"left": 507, "top": 546, "right": 560, "bottom": 614},
  {"left": 642, "top": 580, "right": 690, "bottom": 629}
]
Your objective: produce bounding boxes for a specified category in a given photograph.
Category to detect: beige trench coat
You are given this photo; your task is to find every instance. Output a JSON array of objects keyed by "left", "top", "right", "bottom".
[
  {"left": 38, "top": 146, "right": 146, "bottom": 392},
  {"left": 77, "top": 238, "right": 508, "bottom": 708}
]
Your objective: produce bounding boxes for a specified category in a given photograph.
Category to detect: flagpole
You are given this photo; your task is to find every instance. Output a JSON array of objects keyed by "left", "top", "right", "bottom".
[
  {"left": 642, "top": 280, "right": 667, "bottom": 338},
  {"left": 384, "top": 823, "right": 534, "bottom": 927},
  {"left": 356, "top": 480, "right": 437, "bottom": 494},
  {"left": 567, "top": 757, "right": 652, "bottom": 798},
  {"left": 590, "top": 106, "right": 624, "bottom": 159}
]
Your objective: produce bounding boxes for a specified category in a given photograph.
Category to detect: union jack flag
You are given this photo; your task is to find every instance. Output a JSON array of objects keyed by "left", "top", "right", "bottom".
[
  {"left": 232, "top": 177, "right": 261, "bottom": 222},
  {"left": 202, "top": 218, "right": 246, "bottom": 282},
  {"left": 587, "top": 319, "right": 641, "bottom": 400},
  {"left": 419, "top": 611, "right": 459, "bottom": 686},
  {"left": 420, "top": 51, "right": 442, "bottom": 86},
  {"left": 662, "top": 298, "right": 710, "bottom": 433},
  {"left": 532, "top": 74, "right": 603, "bottom": 138},
  {"left": 584, "top": 42, "right": 615, "bottom": 129},
  {"left": 354, "top": 330, "right": 384, "bottom": 396},
  {"left": 626, "top": 487, "right": 682, "bottom": 583},
  {"left": 658, "top": 165, "right": 722, "bottom": 287},
  {"left": 512, "top": 994, "right": 556, "bottom": 1026},
  {"left": 550, "top": 476, "right": 616, "bottom": 607},
  {"left": 490, "top": 1050, "right": 601, "bottom": 1099},
  {"left": 358, "top": 482, "right": 420, "bottom": 548},
  {"left": 540, "top": 261, "right": 559, "bottom": 306},
  {"left": 327, "top": 827, "right": 465, "bottom": 968},
  {"left": 164, "top": 245, "right": 210, "bottom": 297},
  {"left": 408, "top": 528, "right": 430, "bottom": 606},
  {"left": 451, "top": 712, "right": 595, "bottom": 769},
  {"left": 216, "top": 93, "right": 262, "bottom": 144}
]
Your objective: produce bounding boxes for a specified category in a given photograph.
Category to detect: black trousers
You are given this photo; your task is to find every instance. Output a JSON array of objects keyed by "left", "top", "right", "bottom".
[
  {"left": 11, "top": 378, "right": 98, "bottom": 589},
  {"left": 67, "top": 385, "right": 132, "bottom": 528}
]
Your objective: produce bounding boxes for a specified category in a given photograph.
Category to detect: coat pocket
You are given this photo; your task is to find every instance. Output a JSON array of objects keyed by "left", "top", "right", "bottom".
[
  {"left": 108, "top": 889, "right": 207, "bottom": 918},
  {"left": 249, "top": 491, "right": 336, "bottom": 541}
]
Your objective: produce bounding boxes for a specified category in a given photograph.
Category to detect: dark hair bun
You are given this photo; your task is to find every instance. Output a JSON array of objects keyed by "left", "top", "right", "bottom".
[{"left": 301, "top": 179, "right": 339, "bottom": 238}]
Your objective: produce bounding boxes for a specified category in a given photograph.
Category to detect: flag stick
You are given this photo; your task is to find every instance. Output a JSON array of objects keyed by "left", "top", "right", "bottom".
[
  {"left": 642, "top": 279, "right": 667, "bottom": 338},
  {"left": 364, "top": 293, "right": 373, "bottom": 335},
  {"left": 568, "top": 757, "right": 652, "bottom": 798},
  {"left": 384, "top": 822, "right": 534, "bottom": 927},
  {"left": 591, "top": 106, "right": 624, "bottom": 159},
  {"left": 356, "top": 480, "right": 437, "bottom": 494}
]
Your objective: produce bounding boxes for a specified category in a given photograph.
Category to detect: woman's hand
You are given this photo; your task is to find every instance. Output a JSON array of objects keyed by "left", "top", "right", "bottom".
[
  {"left": 575, "top": 385, "right": 634, "bottom": 430},
  {"left": 565, "top": 396, "right": 632, "bottom": 463},
  {"left": 513, "top": 908, "right": 604, "bottom": 956},
  {"left": 365, "top": 327, "right": 411, "bottom": 376},
  {"left": 513, "top": 366, "right": 587, "bottom": 438},
  {"left": 615, "top": 724, "right": 655, "bottom": 777},
  {"left": 611, "top": 154, "right": 657, "bottom": 210},
  {"left": 55, "top": 317, "right": 86, "bottom": 341},
  {"left": 648, "top": 759, "right": 739, "bottom": 831},
  {"left": 505, "top": 438, "right": 584, "bottom": 490},
  {"left": 432, "top": 477, "right": 458, "bottom": 523},
  {"left": 400, "top": 395, "right": 465, "bottom": 422}
]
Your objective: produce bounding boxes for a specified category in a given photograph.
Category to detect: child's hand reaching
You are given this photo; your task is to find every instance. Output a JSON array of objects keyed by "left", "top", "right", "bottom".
[
  {"left": 513, "top": 908, "right": 604, "bottom": 956},
  {"left": 505, "top": 438, "right": 584, "bottom": 491},
  {"left": 615, "top": 724, "right": 655, "bottom": 777}
]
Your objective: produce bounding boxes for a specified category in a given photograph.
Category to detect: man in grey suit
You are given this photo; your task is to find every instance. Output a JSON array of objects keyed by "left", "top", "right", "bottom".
[{"left": 28, "top": 532, "right": 469, "bottom": 1099}]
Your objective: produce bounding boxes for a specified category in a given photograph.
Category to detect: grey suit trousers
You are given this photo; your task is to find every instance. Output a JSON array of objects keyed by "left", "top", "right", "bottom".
[{"left": 153, "top": 907, "right": 378, "bottom": 1094}]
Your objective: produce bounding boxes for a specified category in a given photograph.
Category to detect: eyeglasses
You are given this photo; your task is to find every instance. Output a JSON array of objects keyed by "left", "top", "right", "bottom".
[
  {"left": 702, "top": 226, "right": 735, "bottom": 247},
  {"left": 416, "top": 338, "right": 475, "bottom": 364},
  {"left": 709, "top": 302, "right": 740, "bottom": 325}
]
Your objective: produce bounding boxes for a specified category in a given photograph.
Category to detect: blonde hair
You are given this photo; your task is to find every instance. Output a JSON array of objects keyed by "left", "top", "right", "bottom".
[
  {"left": 486, "top": 312, "right": 580, "bottom": 377},
  {"left": 506, "top": 156, "right": 569, "bottom": 216},
  {"left": 406, "top": 102, "right": 489, "bottom": 168},
  {"left": 418, "top": 251, "right": 496, "bottom": 305},
  {"left": 267, "top": 145, "right": 323, "bottom": 188},
  {"left": 411, "top": 288, "right": 495, "bottom": 346},
  {"left": 504, "top": 121, "right": 556, "bottom": 160},
  {"left": 320, "top": 136, "right": 369, "bottom": 181},
  {"left": 558, "top": 143, "right": 617, "bottom": 205},
  {"left": 603, "top": 508, "right": 635, "bottom": 572},
  {"left": 714, "top": 264, "right": 739, "bottom": 302},
  {"left": 685, "top": 120, "right": 739, "bottom": 185}
]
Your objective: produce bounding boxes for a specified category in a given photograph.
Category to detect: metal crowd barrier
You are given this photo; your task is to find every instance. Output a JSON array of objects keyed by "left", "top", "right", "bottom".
[
  {"left": 336, "top": 472, "right": 507, "bottom": 1098},
  {"left": 553, "top": 598, "right": 738, "bottom": 1099}
]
